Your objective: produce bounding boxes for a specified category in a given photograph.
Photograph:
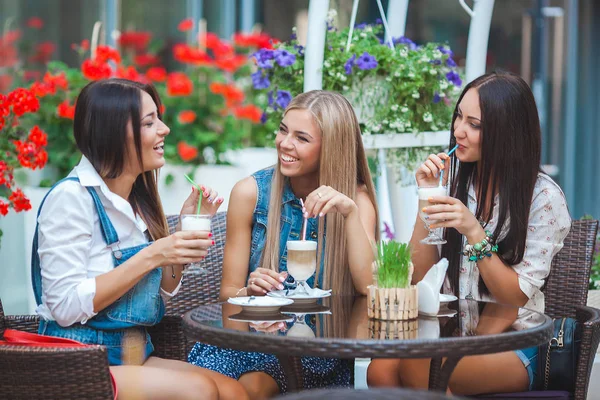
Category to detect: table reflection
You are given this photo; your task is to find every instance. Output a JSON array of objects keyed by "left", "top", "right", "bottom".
[{"left": 191, "top": 295, "right": 547, "bottom": 342}]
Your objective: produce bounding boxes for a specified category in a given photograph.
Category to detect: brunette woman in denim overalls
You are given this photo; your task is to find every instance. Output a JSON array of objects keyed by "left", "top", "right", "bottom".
[
  {"left": 189, "top": 91, "right": 380, "bottom": 398},
  {"left": 32, "top": 79, "right": 248, "bottom": 400}
]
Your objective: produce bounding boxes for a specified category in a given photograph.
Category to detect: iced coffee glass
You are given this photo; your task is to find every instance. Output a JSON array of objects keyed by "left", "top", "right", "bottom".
[
  {"left": 418, "top": 185, "right": 447, "bottom": 245},
  {"left": 286, "top": 240, "right": 317, "bottom": 295},
  {"left": 180, "top": 214, "right": 211, "bottom": 274}
]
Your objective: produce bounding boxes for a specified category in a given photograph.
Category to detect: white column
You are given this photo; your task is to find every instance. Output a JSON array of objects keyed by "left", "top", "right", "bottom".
[
  {"left": 240, "top": 0, "right": 256, "bottom": 33},
  {"left": 386, "top": 0, "right": 410, "bottom": 38},
  {"left": 465, "top": 0, "right": 495, "bottom": 84},
  {"left": 303, "top": 0, "right": 330, "bottom": 92}
]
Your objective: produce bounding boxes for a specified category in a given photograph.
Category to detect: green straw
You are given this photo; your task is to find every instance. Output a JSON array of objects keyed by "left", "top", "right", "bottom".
[{"left": 184, "top": 174, "right": 203, "bottom": 214}]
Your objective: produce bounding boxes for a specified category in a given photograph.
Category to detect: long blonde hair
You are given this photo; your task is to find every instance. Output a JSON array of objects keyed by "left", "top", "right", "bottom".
[{"left": 259, "top": 90, "right": 379, "bottom": 295}]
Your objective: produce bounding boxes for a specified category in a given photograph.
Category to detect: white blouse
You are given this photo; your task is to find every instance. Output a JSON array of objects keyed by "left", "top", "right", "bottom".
[
  {"left": 36, "top": 156, "right": 180, "bottom": 327},
  {"left": 442, "top": 173, "right": 571, "bottom": 329}
]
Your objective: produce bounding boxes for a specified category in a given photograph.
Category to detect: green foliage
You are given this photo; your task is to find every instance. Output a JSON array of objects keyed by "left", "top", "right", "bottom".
[
  {"left": 257, "top": 22, "right": 460, "bottom": 142},
  {"left": 375, "top": 241, "right": 412, "bottom": 289}
]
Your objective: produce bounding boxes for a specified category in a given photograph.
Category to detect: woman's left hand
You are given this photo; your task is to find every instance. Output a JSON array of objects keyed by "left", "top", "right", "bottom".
[
  {"left": 302, "top": 185, "right": 358, "bottom": 219},
  {"left": 180, "top": 185, "right": 224, "bottom": 217},
  {"left": 423, "top": 195, "right": 484, "bottom": 240}
]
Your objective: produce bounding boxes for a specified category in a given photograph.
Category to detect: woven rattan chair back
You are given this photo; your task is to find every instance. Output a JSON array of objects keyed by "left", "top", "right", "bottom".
[
  {"left": 0, "top": 298, "right": 114, "bottom": 400},
  {"left": 165, "top": 212, "right": 227, "bottom": 316},
  {"left": 544, "top": 219, "right": 598, "bottom": 319}
]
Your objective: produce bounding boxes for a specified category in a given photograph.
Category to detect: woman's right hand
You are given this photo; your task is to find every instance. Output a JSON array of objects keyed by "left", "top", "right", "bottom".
[
  {"left": 247, "top": 268, "right": 288, "bottom": 296},
  {"left": 415, "top": 152, "right": 450, "bottom": 187},
  {"left": 148, "top": 230, "right": 213, "bottom": 267}
]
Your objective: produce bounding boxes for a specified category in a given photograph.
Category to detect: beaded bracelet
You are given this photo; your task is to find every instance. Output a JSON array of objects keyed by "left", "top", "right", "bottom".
[{"left": 462, "top": 230, "right": 499, "bottom": 261}]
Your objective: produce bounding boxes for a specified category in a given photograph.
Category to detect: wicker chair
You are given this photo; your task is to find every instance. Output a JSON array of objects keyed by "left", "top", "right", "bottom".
[
  {"left": 275, "top": 387, "right": 462, "bottom": 399},
  {"left": 0, "top": 303, "right": 186, "bottom": 399},
  {"left": 476, "top": 219, "right": 600, "bottom": 399},
  {"left": 0, "top": 298, "right": 118, "bottom": 399},
  {"left": 165, "top": 211, "right": 227, "bottom": 316}
]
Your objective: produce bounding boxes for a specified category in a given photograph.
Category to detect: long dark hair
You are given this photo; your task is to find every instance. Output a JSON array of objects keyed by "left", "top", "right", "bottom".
[
  {"left": 73, "top": 78, "right": 169, "bottom": 241},
  {"left": 441, "top": 72, "right": 541, "bottom": 297}
]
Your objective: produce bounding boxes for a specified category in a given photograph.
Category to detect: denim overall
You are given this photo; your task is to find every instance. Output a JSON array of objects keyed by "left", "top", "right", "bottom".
[
  {"left": 249, "top": 167, "right": 325, "bottom": 288},
  {"left": 32, "top": 177, "right": 165, "bottom": 365},
  {"left": 188, "top": 167, "right": 352, "bottom": 393}
]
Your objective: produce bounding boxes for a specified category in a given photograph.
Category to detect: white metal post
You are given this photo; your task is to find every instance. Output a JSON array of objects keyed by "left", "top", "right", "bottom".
[
  {"left": 303, "top": 0, "right": 330, "bottom": 92},
  {"left": 240, "top": 0, "right": 256, "bottom": 33},
  {"left": 386, "top": 0, "right": 410, "bottom": 38},
  {"left": 464, "top": 0, "right": 495, "bottom": 83}
]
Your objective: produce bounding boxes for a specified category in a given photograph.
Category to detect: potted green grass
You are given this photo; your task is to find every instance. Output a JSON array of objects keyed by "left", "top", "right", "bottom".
[{"left": 367, "top": 241, "right": 418, "bottom": 321}]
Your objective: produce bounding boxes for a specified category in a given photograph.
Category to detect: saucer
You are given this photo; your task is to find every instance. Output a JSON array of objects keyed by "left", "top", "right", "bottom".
[
  {"left": 439, "top": 293, "right": 458, "bottom": 303},
  {"left": 281, "top": 304, "right": 331, "bottom": 315},
  {"left": 228, "top": 311, "right": 294, "bottom": 323},
  {"left": 267, "top": 288, "right": 332, "bottom": 305},
  {"left": 228, "top": 296, "right": 294, "bottom": 313}
]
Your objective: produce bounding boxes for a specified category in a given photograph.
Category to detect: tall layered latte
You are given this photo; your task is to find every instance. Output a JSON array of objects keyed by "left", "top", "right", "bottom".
[
  {"left": 286, "top": 240, "right": 317, "bottom": 282},
  {"left": 418, "top": 186, "right": 446, "bottom": 227}
]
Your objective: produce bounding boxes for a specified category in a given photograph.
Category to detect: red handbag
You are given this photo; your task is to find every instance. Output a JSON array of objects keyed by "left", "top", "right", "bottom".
[{"left": 0, "top": 328, "right": 118, "bottom": 399}]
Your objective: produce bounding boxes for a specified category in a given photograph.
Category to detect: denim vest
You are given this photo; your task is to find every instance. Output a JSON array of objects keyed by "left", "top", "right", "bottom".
[
  {"left": 32, "top": 177, "right": 165, "bottom": 365},
  {"left": 249, "top": 167, "right": 325, "bottom": 288}
]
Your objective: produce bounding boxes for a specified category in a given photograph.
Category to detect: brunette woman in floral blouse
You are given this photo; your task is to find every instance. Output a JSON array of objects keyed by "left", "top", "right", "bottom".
[{"left": 367, "top": 71, "right": 571, "bottom": 395}]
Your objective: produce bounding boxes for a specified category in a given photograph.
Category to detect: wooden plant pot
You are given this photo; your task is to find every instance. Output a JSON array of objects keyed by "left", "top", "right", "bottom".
[
  {"left": 367, "top": 285, "right": 418, "bottom": 320},
  {"left": 368, "top": 318, "right": 418, "bottom": 340}
]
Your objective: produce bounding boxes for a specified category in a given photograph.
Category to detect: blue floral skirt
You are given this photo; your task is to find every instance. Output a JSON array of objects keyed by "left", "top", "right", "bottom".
[{"left": 188, "top": 342, "right": 352, "bottom": 393}]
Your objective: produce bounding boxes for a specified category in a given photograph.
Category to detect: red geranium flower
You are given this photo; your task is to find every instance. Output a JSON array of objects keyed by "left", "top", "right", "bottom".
[
  {"left": 95, "top": 45, "right": 121, "bottom": 64},
  {"left": 118, "top": 31, "right": 152, "bottom": 52},
  {"left": 215, "top": 55, "right": 247, "bottom": 73},
  {"left": 116, "top": 65, "right": 142, "bottom": 82},
  {"left": 0, "top": 200, "right": 9, "bottom": 216},
  {"left": 9, "top": 189, "right": 31, "bottom": 212},
  {"left": 178, "top": 19, "right": 194, "bottom": 32},
  {"left": 43, "top": 72, "right": 68, "bottom": 91},
  {"left": 28, "top": 126, "right": 48, "bottom": 146},
  {"left": 134, "top": 53, "right": 160, "bottom": 67},
  {"left": 146, "top": 67, "right": 167, "bottom": 82},
  {"left": 57, "top": 100, "right": 75, "bottom": 119},
  {"left": 166, "top": 72, "right": 193, "bottom": 96},
  {"left": 222, "top": 84, "right": 244, "bottom": 106},
  {"left": 177, "top": 141, "right": 198, "bottom": 162},
  {"left": 177, "top": 110, "right": 197, "bottom": 124},
  {"left": 233, "top": 104, "right": 262, "bottom": 123},
  {"left": 30, "top": 42, "right": 55, "bottom": 63},
  {"left": 173, "top": 43, "right": 212, "bottom": 66},
  {"left": 81, "top": 59, "right": 112, "bottom": 80},
  {"left": 27, "top": 17, "right": 43, "bottom": 29},
  {"left": 199, "top": 33, "right": 221, "bottom": 50},
  {"left": 7, "top": 88, "right": 40, "bottom": 116}
]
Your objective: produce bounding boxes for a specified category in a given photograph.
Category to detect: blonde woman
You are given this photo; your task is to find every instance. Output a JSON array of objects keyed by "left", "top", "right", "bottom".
[{"left": 188, "top": 90, "right": 379, "bottom": 398}]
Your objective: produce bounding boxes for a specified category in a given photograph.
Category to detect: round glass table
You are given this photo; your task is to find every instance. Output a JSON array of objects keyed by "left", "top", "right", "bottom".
[{"left": 182, "top": 295, "right": 553, "bottom": 392}]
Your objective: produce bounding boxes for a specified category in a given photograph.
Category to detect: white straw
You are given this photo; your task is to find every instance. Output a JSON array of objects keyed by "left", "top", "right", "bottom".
[{"left": 299, "top": 198, "right": 308, "bottom": 241}]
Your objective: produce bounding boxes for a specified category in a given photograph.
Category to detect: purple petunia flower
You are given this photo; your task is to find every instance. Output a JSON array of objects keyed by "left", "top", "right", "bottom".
[
  {"left": 433, "top": 92, "right": 441, "bottom": 104},
  {"left": 356, "top": 52, "right": 377, "bottom": 70},
  {"left": 290, "top": 33, "right": 297, "bottom": 41},
  {"left": 375, "top": 18, "right": 383, "bottom": 24},
  {"left": 394, "top": 36, "right": 417, "bottom": 50},
  {"left": 294, "top": 44, "right": 305, "bottom": 57},
  {"left": 344, "top": 54, "right": 356, "bottom": 75},
  {"left": 446, "top": 71, "right": 462, "bottom": 86},
  {"left": 276, "top": 90, "right": 292, "bottom": 109},
  {"left": 253, "top": 49, "right": 274, "bottom": 69},
  {"left": 251, "top": 71, "right": 270, "bottom": 90},
  {"left": 446, "top": 57, "right": 457, "bottom": 67},
  {"left": 274, "top": 49, "right": 296, "bottom": 67},
  {"left": 437, "top": 46, "right": 453, "bottom": 57},
  {"left": 260, "top": 112, "right": 267, "bottom": 124},
  {"left": 354, "top": 22, "right": 367, "bottom": 30},
  {"left": 383, "top": 222, "right": 395, "bottom": 240}
]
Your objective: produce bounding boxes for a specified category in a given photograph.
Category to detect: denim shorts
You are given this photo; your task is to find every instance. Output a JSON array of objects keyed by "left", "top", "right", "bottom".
[
  {"left": 514, "top": 346, "right": 539, "bottom": 390},
  {"left": 40, "top": 320, "right": 154, "bottom": 366}
]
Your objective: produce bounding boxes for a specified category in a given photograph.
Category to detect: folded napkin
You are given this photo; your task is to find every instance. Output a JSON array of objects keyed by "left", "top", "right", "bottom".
[{"left": 417, "top": 258, "right": 449, "bottom": 316}]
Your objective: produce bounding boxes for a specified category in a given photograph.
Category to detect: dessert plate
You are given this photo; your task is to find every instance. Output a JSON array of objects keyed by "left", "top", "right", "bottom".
[{"left": 228, "top": 296, "right": 294, "bottom": 313}]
